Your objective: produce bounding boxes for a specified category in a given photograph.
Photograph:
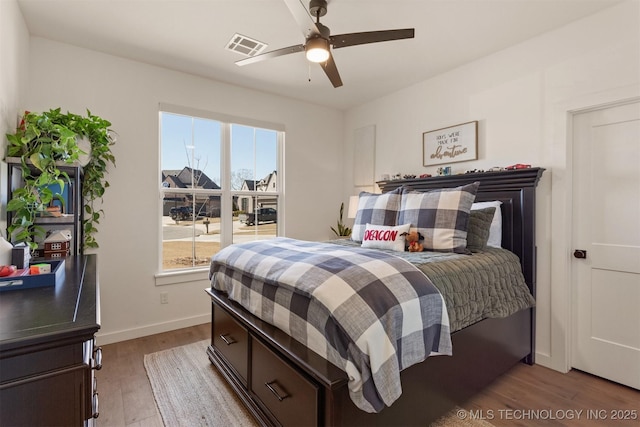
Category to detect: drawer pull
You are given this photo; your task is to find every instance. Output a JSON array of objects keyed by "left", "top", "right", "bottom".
[
  {"left": 219, "top": 334, "right": 236, "bottom": 345},
  {"left": 93, "top": 346, "right": 103, "bottom": 370},
  {"left": 264, "top": 381, "right": 289, "bottom": 402},
  {"left": 92, "top": 392, "right": 99, "bottom": 418}
]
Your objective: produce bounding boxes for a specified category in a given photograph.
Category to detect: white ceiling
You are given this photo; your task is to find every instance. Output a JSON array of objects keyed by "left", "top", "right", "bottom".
[{"left": 17, "top": 0, "right": 623, "bottom": 110}]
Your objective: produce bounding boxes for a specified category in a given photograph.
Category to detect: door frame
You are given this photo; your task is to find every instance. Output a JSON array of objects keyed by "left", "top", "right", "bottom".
[{"left": 546, "top": 85, "right": 640, "bottom": 373}]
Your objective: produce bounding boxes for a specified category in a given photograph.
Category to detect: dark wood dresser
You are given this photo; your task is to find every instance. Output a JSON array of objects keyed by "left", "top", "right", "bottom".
[{"left": 0, "top": 255, "right": 101, "bottom": 426}]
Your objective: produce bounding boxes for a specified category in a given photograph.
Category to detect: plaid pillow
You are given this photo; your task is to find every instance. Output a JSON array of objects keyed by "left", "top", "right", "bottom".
[
  {"left": 351, "top": 187, "right": 403, "bottom": 242},
  {"left": 398, "top": 182, "right": 480, "bottom": 253}
]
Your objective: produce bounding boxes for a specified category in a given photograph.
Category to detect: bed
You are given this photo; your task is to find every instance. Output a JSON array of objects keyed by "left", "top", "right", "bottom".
[{"left": 205, "top": 167, "right": 544, "bottom": 426}]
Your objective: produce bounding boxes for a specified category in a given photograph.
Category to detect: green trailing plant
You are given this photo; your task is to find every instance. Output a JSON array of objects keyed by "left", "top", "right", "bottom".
[
  {"left": 330, "top": 202, "right": 352, "bottom": 237},
  {"left": 69, "top": 111, "right": 117, "bottom": 249},
  {"left": 5, "top": 108, "right": 116, "bottom": 251}
]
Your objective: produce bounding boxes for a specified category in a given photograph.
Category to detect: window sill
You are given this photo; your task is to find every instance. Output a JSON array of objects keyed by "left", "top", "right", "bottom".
[{"left": 155, "top": 267, "right": 209, "bottom": 286}]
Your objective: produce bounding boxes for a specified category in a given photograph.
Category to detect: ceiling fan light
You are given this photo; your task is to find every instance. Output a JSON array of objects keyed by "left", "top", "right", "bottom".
[{"left": 305, "top": 38, "right": 330, "bottom": 63}]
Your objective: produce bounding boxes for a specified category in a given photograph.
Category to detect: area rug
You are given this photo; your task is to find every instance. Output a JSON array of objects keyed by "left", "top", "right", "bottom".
[
  {"left": 144, "top": 340, "right": 257, "bottom": 426},
  {"left": 144, "top": 340, "right": 494, "bottom": 427}
]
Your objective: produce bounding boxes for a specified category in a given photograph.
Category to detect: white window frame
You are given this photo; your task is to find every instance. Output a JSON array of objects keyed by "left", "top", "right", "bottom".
[{"left": 155, "top": 103, "right": 284, "bottom": 285}]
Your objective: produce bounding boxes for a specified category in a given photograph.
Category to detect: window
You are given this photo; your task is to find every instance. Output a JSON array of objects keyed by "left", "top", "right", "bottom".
[{"left": 159, "top": 105, "right": 283, "bottom": 273}]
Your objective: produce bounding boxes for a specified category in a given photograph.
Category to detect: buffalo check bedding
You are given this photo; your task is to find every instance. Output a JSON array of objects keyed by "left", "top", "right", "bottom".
[{"left": 209, "top": 237, "right": 452, "bottom": 413}]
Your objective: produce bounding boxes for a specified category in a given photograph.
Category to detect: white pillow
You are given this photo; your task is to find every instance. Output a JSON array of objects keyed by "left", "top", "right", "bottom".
[
  {"left": 471, "top": 201, "right": 502, "bottom": 247},
  {"left": 361, "top": 223, "right": 411, "bottom": 252}
]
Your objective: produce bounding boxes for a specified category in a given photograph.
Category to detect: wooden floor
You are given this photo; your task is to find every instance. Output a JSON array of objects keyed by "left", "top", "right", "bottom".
[
  {"left": 96, "top": 323, "right": 211, "bottom": 427},
  {"left": 96, "top": 323, "right": 639, "bottom": 427}
]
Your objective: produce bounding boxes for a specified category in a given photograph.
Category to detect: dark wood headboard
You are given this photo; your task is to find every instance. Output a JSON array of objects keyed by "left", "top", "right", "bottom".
[{"left": 377, "top": 167, "right": 545, "bottom": 297}]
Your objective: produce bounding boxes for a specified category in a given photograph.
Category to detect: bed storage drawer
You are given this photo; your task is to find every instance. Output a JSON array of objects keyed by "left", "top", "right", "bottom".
[
  {"left": 213, "top": 306, "right": 249, "bottom": 385},
  {"left": 251, "top": 338, "right": 319, "bottom": 427}
]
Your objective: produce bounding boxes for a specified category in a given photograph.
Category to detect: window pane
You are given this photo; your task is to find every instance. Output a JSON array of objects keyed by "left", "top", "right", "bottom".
[
  {"left": 161, "top": 113, "right": 221, "bottom": 189},
  {"left": 161, "top": 112, "right": 221, "bottom": 271},
  {"left": 162, "top": 197, "right": 220, "bottom": 270},
  {"left": 230, "top": 124, "right": 277, "bottom": 191},
  {"left": 234, "top": 196, "right": 278, "bottom": 244}
]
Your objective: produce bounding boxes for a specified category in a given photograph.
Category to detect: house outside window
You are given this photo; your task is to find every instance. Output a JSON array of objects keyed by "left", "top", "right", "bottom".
[{"left": 159, "top": 105, "right": 283, "bottom": 273}]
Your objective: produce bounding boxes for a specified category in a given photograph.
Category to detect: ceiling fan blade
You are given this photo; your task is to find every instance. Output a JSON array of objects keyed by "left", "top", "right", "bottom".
[
  {"left": 330, "top": 29, "right": 415, "bottom": 49},
  {"left": 235, "top": 44, "right": 305, "bottom": 66},
  {"left": 319, "top": 51, "right": 343, "bottom": 88},
  {"left": 282, "top": 0, "right": 321, "bottom": 38}
]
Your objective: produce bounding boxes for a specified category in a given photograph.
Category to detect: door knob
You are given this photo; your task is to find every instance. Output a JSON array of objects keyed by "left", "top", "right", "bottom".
[{"left": 573, "top": 249, "right": 587, "bottom": 259}]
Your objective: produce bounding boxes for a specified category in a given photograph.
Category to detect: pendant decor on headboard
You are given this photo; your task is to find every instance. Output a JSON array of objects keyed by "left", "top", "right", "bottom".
[{"left": 423, "top": 120, "right": 478, "bottom": 166}]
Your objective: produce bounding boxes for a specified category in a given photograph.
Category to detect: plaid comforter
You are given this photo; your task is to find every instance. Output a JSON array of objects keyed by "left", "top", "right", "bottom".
[{"left": 209, "top": 237, "right": 452, "bottom": 413}]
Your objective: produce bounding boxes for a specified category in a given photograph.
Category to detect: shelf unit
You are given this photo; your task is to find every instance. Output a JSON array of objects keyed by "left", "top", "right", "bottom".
[{"left": 5, "top": 158, "right": 83, "bottom": 257}]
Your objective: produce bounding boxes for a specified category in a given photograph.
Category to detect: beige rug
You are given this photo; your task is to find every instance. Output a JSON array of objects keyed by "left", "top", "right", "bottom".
[
  {"left": 144, "top": 340, "right": 256, "bottom": 426},
  {"left": 144, "top": 340, "right": 493, "bottom": 427}
]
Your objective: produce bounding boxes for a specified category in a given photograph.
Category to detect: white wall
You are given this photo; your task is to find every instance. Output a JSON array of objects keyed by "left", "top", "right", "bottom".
[
  {"left": 343, "top": 1, "right": 640, "bottom": 371},
  {"left": 0, "top": 0, "right": 29, "bottom": 233},
  {"left": 5, "top": 0, "right": 639, "bottom": 364},
  {"left": 24, "top": 38, "right": 344, "bottom": 344}
]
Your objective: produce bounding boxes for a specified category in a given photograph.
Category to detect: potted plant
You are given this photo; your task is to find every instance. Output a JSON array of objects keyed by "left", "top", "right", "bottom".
[
  {"left": 5, "top": 108, "right": 116, "bottom": 251},
  {"left": 330, "top": 202, "right": 352, "bottom": 238}
]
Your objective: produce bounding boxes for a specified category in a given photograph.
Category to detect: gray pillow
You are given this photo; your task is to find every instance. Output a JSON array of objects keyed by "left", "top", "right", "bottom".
[{"left": 466, "top": 207, "right": 496, "bottom": 252}]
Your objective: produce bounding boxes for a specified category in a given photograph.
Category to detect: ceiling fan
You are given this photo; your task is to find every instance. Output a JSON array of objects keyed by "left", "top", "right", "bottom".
[{"left": 235, "top": 0, "right": 415, "bottom": 88}]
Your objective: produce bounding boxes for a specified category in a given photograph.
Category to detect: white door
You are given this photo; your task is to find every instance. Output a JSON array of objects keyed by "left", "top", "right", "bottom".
[{"left": 571, "top": 100, "right": 640, "bottom": 390}]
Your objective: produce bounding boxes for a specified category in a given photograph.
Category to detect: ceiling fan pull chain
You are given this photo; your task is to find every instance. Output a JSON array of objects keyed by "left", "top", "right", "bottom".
[{"left": 308, "top": 62, "right": 311, "bottom": 82}]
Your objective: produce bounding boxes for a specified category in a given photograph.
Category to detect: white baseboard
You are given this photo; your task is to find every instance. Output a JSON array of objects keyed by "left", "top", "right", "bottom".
[
  {"left": 535, "top": 351, "right": 552, "bottom": 368},
  {"left": 535, "top": 351, "right": 570, "bottom": 373},
  {"left": 96, "top": 314, "right": 210, "bottom": 346}
]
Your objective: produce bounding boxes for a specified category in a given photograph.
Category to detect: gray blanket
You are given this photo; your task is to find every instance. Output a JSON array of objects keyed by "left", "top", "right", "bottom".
[
  {"left": 327, "top": 239, "right": 535, "bottom": 332},
  {"left": 209, "top": 238, "right": 452, "bottom": 413}
]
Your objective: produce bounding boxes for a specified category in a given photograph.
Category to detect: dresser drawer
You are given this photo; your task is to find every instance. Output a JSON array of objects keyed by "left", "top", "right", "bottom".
[
  {"left": 213, "top": 306, "right": 249, "bottom": 384},
  {"left": 0, "top": 342, "right": 84, "bottom": 383},
  {"left": 251, "top": 338, "right": 318, "bottom": 427}
]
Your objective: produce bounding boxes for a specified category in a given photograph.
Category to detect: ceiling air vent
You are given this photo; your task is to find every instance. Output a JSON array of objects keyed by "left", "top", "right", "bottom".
[{"left": 226, "top": 34, "right": 267, "bottom": 57}]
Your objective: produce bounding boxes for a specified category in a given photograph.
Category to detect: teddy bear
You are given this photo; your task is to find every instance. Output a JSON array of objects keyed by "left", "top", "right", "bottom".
[{"left": 403, "top": 230, "right": 424, "bottom": 252}]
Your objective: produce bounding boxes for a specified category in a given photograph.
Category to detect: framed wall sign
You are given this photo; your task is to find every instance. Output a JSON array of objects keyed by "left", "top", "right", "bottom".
[{"left": 423, "top": 121, "right": 478, "bottom": 166}]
